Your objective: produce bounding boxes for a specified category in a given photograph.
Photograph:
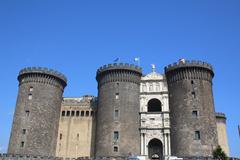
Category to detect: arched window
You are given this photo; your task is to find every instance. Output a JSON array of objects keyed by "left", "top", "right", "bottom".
[
  {"left": 81, "top": 111, "right": 84, "bottom": 117},
  {"left": 86, "top": 111, "right": 89, "bottom": 116},
  {"left": 148, "top": 99, "right": 162, "bottom": 112}
]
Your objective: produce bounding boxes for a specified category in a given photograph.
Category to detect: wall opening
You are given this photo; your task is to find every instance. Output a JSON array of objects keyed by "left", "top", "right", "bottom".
[
  {"left": 148, "top": 99, "right": 162, "bottom": 112},
  {"left": 148, "top": 138, "right": 163, "bottom": 160}
]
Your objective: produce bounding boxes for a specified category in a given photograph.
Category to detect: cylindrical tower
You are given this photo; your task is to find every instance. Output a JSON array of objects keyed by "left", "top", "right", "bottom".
[
  {"left": 95, "top": 63, "right": 142, "bottom": 157},
  {"left": 164, "top": 60, "right": 218, "bottom": 157},
  {"left": 215, "top": 112, "right": 230, "bottom": 156},
  {"left": 8, "top": 67, "right": 67, "bottom": 156}
]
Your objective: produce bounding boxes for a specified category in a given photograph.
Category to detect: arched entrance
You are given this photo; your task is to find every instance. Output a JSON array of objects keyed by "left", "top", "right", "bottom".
[
  {"left": 148, "top": 138, "right": 163, "bottom": 160},
  {"left": 147, "top": 99, "right": 162, "bottom": 112}
]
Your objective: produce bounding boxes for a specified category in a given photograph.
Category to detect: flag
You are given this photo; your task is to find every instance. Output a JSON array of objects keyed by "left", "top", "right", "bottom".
[
  {"left": 114, "top": 58, "right": 119, "bottom": 62},
  {"left": 134, "top": 57, "right": 140, "bottom": 62}
]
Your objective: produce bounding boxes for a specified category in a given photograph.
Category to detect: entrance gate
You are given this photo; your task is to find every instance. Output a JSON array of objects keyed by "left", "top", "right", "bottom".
[{"left": 148, "top": 139, "right": 163, "bottom": 160}]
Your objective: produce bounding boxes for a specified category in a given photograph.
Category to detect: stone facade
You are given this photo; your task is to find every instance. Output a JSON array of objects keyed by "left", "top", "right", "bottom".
[
  {"left": 56, "top": 96, "right": 97, "bottom": 159},
  {"left": 165, "top": 60, "right": 218, "bottom": 157},
  {"left": 8, "top": 67, "right": 67, "bottom": 156},
  {"left": 215, "top": 112, "right": 230, "bottom": 156},
  {"left": 139, "top": 68, "right": 171, "bottom": 159},
  {"left": 7, "top": 60, "right": 230, "bottom": 160}
]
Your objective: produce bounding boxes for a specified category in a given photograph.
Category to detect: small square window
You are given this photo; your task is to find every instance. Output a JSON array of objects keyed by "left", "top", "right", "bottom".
[
  {"left": 192, "top": 111, "right": 198, "bottom": 118},
  {"left": 29, "top": 87, "right": 33, "bottom": 92},
  {"left": 115, "top": 93, "right": 119, "bottom": 99},
  {"left": 192, "top": 91, "right": 196, "bottom": 98},
  {"left": 22, "top": 129, "right": 26, "bottom": 134},
  {"left": 194, "top": 131, "right": 200, "bottom": 140},
  {"left": 21, "top": 141, "right": 25, "bottom": 147},
  {"left": 113, "top": 146, "right": 118, "bottom": 152},
  {"left": 25, "top": 110, "right": 30, "bottom": 116},
  {"left": 28, "top": 94, "right": 32, "bottom": 100},
  {"left": 114, "top": 110, "right": 119, "bottom": 119},
  {"left": 114, "top": 131, "right": 119, "bottom": 141}
]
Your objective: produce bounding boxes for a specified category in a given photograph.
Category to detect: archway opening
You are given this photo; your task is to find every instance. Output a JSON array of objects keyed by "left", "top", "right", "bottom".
[
  {"left": 148, "top": 138, "right": 163, "bottom": 160},
  {"left": 148, "top": 99, "right": 162, "bottom": 112}
]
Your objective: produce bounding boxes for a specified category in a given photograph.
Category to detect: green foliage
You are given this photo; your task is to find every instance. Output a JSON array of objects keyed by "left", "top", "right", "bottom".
[{"left": 213, "top": 145, "right": 228, "bottom": 160}]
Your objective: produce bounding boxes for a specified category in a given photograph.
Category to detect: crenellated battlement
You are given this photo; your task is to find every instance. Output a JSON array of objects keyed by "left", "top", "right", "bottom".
[
  {"left": 19, "top": 67, "right": 67, "bottom": 84},
  {"left": 96, "top": 63, "right": 142, "bottom": 86},
  {"left": 215, "top": 112, "right": 226, "bottom": 119},
  {"left": 97, "top": 63, "right": 142, "bottom": 75},
  {"left": 0, "top": 153, "right": 63, "bottom": 160},
  {"left": 62, "top": 95, "right": 97, "bottom": 105},
  {"left": 164, "top": 59, "right": 214, "bottom": 83},
  {"left": 164, "top": 60, "right": 213, "bottom": 73},
  {"left": 18, "top": 67, "right": 67, "bottom": 89}
]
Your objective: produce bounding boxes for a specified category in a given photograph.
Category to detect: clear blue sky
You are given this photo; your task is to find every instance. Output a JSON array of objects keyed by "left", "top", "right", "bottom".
[{"left": 0, "top": 0, "right": 239, "bottom": 157}]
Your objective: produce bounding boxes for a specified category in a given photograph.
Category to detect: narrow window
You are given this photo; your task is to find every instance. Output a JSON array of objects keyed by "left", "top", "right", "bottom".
[
  {"left": 192, "top": 111, "right": 198, "bottom": 118},
  {"left": 66, "top": 111, "right": 70, "bottom": 116},
  {"left": 86, "top": 111, "right": 89, "bottom": 116},
  {"left": 21, "top": 141, "right": 25, "bottom": 147},
  {"left": 81, "top": 111, "right": 84, "bottom": 116},
  {"left": 77, "top": 134, "right": 79, "bottom": 140},
  {"left": 28, "top": 94, "right": 32, "bottom": 100},
  {"left": 76, "top": 111, "right": 80, "bottom": 116},
  {"left": 22, "top": 129, "right": 26, "bottom": 134},
  {"left": 62, "top": 111, "right": 65, "bottom": 116},
  {"left": 60, "top": 133, "right": 62, "bottom": 140},
  {"left": 71, "top": 111, "right": 75, "bottom": 116},
  {"left": 194, "top": 131, "right": 200, "bottom": 140},
  {"left": 29, "top": 87, "right": 33, "bottom": 92},
  {"left": 156, "top": 84, "right": 160, "bottom": 92},
  {"left": 114, "top": 110, "right": 119, "bottom": 119},
  {"left": 91, "top": 111, "right": 94, "bottom": 117},
  {"left": 113, "top": 146, "right": 118, "bottom": 152},
  {"left": 191, "top": 80, "right": 194, "bottom": 84},
  {"left": 149, "top": 84, "right": 153, "bottom": 91},
  {"left": 25, "top": 110, "right": 30, "bottom": 116},
  {"left": 192, "top": 91, "right": 196, "bottom": 98},
  {"left": 142, "top": 84, "right": 146, "bottom": 92},
  {"left": 114, "top": 131, "right": 119, "bottom": 141},
  {"left": 115, "top": 93, "right": 119, "bottom": 99}
]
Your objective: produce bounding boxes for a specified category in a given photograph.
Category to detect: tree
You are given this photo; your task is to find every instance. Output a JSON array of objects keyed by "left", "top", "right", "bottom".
[{"left": 213, "top": 145, "right": 228, "bottom": 160}]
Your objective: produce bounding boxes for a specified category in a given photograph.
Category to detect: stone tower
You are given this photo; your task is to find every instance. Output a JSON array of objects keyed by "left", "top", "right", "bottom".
[
  {"left": 95, "top": 63, "right": 142, "bottom": 157},
  {"left": 164, "top": 60, "right": 218, "bottom": 157},
  {"left": 8, "top": 67, "right": 67, "bottom": 156},
  {"left": 215, "top": 112, "right": 230, "bottom": 156}
]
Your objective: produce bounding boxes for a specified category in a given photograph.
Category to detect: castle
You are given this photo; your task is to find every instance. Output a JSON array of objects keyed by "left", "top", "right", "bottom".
[{"left": 6, "top": 59, "right": 229, "bottom": 160}]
